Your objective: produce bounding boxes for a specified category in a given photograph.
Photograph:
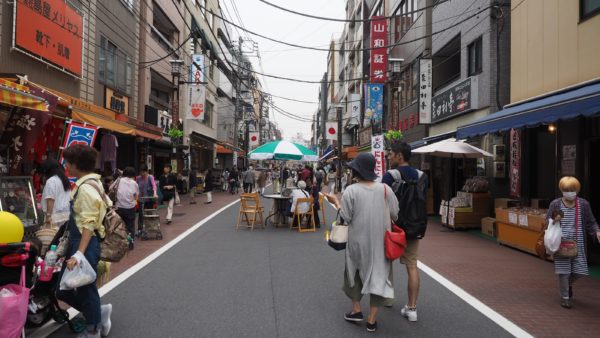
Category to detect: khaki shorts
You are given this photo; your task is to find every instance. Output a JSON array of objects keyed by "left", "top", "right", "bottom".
[{"left": 400, "top": 239, "right": 419, "bottom": 266}]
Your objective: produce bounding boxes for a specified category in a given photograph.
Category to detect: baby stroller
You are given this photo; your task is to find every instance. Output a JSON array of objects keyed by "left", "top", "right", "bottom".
[
  {"left": 0, "top": 242, "right": 33, "bottom": 338},
  {"left": 139, "top": 196, "right": 163, "bottom": 240}
]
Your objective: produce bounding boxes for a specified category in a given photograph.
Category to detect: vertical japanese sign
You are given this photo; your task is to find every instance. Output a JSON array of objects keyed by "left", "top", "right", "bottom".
[
  {"left": 350, "top": 93, "right": 361, "bottom": 120},
  {"left": 233, "top": 151, "right": 238, "bottom": 168},
  {"left": 186, "top": 86, "right": 206, "bottom": 120},
  {"left": 419, "top": 59, "right": 432, "bottom": 124},
  {"left": 371, "top": 134, "right": 385, "bottom": 182},
  {"left": 509, "top": 129, "right": 521, "bottom": 198},
  {"left": 190, "top": 54, "right": 205, "bottom": 83},
  {"left": 370, "top": 16, "right": 388, "bottom": 83},
  {"left": 365, "top": 84, "right": 384, "bottom": 121},
  {"left": 14, "top": 0, "right": 84, "bottom": 77}
]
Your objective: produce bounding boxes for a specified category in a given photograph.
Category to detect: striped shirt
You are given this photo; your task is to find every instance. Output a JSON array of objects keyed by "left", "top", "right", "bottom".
[{"left": 554, "top": 199, "right": 588, "bottom": 275}]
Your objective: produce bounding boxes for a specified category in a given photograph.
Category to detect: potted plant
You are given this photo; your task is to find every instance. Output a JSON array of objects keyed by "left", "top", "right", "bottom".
[
  {"left": 384, "top": 129, "right": 403, "bottom": 150},
  {"left": 168, "top": 128, "right": 184, "bottom": 144}
]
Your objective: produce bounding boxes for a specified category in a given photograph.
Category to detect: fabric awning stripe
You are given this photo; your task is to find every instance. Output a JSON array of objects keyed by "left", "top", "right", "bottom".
[{"left": 0, "top": 79, "right": 48, "bottom": 112}]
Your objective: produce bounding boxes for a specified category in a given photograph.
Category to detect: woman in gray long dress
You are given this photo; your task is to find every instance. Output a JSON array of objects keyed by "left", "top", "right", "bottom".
[{"left": 326, "top": 153, "right": 399, "bottom": 333}]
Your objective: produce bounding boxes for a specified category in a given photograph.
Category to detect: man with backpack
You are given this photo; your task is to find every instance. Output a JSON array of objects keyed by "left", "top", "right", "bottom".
[{"left": 382, "top": 141, "right": 428, "bottom": 322}]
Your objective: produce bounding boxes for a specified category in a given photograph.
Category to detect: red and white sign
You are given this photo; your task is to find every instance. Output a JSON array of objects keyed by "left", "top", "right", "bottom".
[
  {"left": 371, "top": 134, "right": 385, "bottom": 182},
  {"left": 325, "top": 122, "right": 338, "bottom": 140},
  {"left": 509, "top": 129, "right": 521, "bottom": 198},
  {"left": 249, "top": 132, "right": 259, "bottom": 148},
  {"left": 14, "top": 0, "right": 84, "bottom": 77},
  {"left": 187, "top": 85, "right": 206, "bottom": 120},
  {"left": 370, "top": 16, "right": 388, "bottom": 83}
]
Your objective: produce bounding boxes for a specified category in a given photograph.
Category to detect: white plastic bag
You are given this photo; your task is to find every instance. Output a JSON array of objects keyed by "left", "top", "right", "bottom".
[
  {"left": 60, "top": 251, "right": 97, "bottom": 290},
  {"left": 544, "top": 218, "right": 562, "bottom": 254}
]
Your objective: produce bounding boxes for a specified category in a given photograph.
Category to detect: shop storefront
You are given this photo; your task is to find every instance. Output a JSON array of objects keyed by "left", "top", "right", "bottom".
[
  {"left": 0, "top": 78, "right": 70, "bottom": 231},
  {"left": 457, "top": 80, "right": 600, "bottom": 260},
  {"left": 189, "top": 132, "right": 215, "bottom": 171}
]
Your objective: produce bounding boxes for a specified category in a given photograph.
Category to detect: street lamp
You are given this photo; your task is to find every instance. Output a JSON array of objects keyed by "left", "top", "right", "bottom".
[{"left": 169, "top": 59, "right": 184, "bottom": 129}]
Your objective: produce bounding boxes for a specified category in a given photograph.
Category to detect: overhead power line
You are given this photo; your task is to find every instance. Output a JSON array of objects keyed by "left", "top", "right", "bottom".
[
  {"left": 258, "top": 0, "right": 450, "bottom": 22},
  {"left": 198, "top": 4, "right": 491, "bottom": 53}
]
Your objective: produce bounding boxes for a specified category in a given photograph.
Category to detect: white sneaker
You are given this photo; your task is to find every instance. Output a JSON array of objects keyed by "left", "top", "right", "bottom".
[
  {"left": 77, "top": 331, "right": 100, "bottom": 338},
  {"left": 100, "top": 304, "right": 113, "bottom": 337},
  {"left": 401, "top": 305, "right": 418, "bottom": 322}
]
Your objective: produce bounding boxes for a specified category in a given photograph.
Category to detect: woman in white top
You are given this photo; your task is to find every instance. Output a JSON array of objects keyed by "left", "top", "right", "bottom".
[
  {"left": 290, "top": 180, "right": 311, "bottom": 214},
  {"left": 110, "top": 167, "right": 139, "bottom": 240},
  {"left": 41, "top": 159, "right": 71, "bottom": 228}
]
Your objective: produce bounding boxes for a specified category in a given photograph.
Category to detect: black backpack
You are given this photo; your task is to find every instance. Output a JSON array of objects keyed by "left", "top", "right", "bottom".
[{"left": 389, "top": 168, "right": 428, "bottom": 239}]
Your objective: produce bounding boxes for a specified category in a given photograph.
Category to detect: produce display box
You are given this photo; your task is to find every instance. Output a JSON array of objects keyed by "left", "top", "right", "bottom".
[
  {"left": 496, "top": 221, "right": 541, "bottom": 255},
  {"left": 481, "top": 217, "right": 496, "bottom": 237},
  {"left": 495, "top": 208, "right": 547, "bottom": 232}
]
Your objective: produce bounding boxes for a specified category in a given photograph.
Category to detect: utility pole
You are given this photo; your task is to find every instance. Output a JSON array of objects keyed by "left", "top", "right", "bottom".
[
  {"left": 336, "top": 105, "right": 343, "bottom": 192},
  {"left": 320, "top": 72, "right": 328, "bottom": 151},
  {"left": 232, "top": 37, "right": 243, "bottom": 169}
]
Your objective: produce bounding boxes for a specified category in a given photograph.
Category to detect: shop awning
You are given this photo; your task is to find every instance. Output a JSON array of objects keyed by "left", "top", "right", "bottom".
[
  {"left": 71, "top": 110, "right": 135, "bottom": 135},
  {"left": 457, "top": 82, "right": 600, "bottom": 139},
  {"left": 0, "top": 78, "right": 48, "bottom": 111},
  {"left": 216, "top": 144, "right": 233, "bottom": 154},
  {"left": 135, "top": 129, "right": 162, "bottom": 140}
]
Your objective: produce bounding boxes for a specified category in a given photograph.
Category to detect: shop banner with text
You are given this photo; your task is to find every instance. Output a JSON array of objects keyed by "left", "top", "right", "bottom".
[
  {"left": 14, "top": 0, "right": 84, "bottom": 76},
  {"left": 509, "top": 129, "right": 521, "bottom": 198},
  {"left": 190, "top": 54, "right": 205, "bottom": 83},
  {"left": 371, "top": 134, "right": 385, "bottom": 182},
  {"left": 370, "top": 16, "right": 388, "bottom": 83},
  {"left": 186, "top": 85, "right": 206, "bottom": 120},
  {"left": 365, "top": 83, "right": 384, "bottom": 121},
  {"left": 419, "top": 59, "right": 433, "bottom": 124}
]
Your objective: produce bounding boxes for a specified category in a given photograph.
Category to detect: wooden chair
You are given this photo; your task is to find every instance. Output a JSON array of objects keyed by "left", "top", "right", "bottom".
[
  {"left": 291, "top": 197, "right": 316, "bottom": 232},
  {"left": 236, "top": 193, "right": 265, "bottom": 230},
  {"left": 319, "top": 193, "right": 327, "bottom": 227}
]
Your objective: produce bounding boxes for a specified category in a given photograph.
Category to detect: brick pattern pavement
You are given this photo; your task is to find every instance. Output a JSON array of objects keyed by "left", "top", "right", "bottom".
[{"left": 419, "top": 221, "right": 600, "bottom": 338}]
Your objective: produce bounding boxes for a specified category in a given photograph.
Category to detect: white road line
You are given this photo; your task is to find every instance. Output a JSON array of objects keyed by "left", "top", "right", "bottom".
[
  {"left": 417, "top": 261, "right": 533, "bottom": 338},
  {"left": 29, "top": 198, "right": 240, "bottom": 338},
  {"left": 322, "top": 197, "right": 532, "bottom": 338}
]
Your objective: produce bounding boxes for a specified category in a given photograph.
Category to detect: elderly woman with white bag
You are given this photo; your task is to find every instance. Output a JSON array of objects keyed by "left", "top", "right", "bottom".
[
  {"left": 325, "top": 153, "right": 399, "bottom": 333},
  {"left": 545, "top": 176, "right": 600, "bottom": 309}
]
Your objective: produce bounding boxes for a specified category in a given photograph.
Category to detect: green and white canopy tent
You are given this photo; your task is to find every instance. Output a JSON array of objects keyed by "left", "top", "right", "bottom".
[{"left": 247, "top": 140, "right": 319, "bottom": 162}]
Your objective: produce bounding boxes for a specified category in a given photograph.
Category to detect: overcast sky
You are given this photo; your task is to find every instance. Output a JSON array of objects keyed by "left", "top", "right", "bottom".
[{"left": 226, "top": 0, "right": 347, "bottom": 142}]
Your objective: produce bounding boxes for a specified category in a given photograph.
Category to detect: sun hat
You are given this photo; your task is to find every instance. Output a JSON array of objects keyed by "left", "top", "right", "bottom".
[
  {"left": 346, "top": 153, "right": 377, "bottom": 181},
  {"left": 297, "top": 180, "right": 307, "bottom": 189}
]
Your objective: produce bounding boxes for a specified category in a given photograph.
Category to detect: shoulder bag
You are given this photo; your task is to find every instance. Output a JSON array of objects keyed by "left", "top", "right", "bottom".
[
  {"left": 327, "top": 210, "right": 347, "bottom": 251},
  {"left": 555, "top": 199, "right": 579, "bottom": 259},
  {"left": 383, "top": 185, "right": 407, "bottom": 260}
]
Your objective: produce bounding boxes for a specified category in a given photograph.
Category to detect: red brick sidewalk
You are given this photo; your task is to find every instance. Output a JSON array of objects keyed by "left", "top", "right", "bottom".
[
  {"left": 107, "top": 190, "right": 241, "bottom": 278},
  {"left": 419, "top": 221, "right": 600, "bottom": 338}
]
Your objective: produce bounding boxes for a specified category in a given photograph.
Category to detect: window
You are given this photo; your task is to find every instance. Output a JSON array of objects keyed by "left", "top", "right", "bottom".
[
  {"left": 120, "top": 0, "right": 135, "bottom": 11},
  {"left": 209, "top": 59, "right": 215, "bottom": 79},
  {"left": 99, "top": 36, "right": 132, "bottom": 94},
  {"left": 468, "top": 37, "right": 482, "bottom": 75},
  {"left": 398, "top": 61, "right": 418, "bottom": 109},
  {"left": 432, "top": 35, "right": 461, "bottom": 91},
  {"left": 203, "top": 101, "right": 213, "bottom": 127},
  {"left": 581, "top": 0, "right": 600, "bottom": 19},
  {"left": 393, "top": 0, "right": 418, "bottom": 42}
]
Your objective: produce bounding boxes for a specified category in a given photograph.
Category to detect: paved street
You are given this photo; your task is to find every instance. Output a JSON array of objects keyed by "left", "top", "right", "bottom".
[{"left": 42, "top": 190, "right": 516, "bottom": 338}]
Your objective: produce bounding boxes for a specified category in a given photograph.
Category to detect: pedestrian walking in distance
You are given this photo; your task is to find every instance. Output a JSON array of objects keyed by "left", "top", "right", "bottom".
[
  {"left": 159, "top": 164, "right": 177, "bottom": 224},
  {"left": 204, "top": 168, "right": 214, "bottom": 204},
  {"left": 257, "top": 169, "right": 267, "bottom": 196},
  {"left": 58, "top": 144, "right": 113, "bottom": 338},
  {"left": 110, "top": 167, "right": 139, "bottom": 247},
  {"left": 243, "top": 166, "right": 256, "bottom": 193},
  {"left": 546, "top": 176, "right": 600, "bottom": 309},
  {"left": 382, "top": 141, "right": 428, "bottom": 321},
  {"left": 325, "top": 153, "right": 399, "bottom": 333},
  {"left": 189, "top": 167, "right": 198, "bottom": 204},
  {"left": 136, "top": 165, "right": 157, "bottom": 235}
]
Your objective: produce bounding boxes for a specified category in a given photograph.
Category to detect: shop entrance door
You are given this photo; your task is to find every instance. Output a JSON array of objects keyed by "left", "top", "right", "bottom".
[{"left": 587, "top": 138, "right": 600, "bottom": 265}]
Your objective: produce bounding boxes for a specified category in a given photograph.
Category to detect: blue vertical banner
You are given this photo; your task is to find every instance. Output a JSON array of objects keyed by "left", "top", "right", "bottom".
[
  {"left": 190, "top": 54, "right": 205, "bottom": 83},
  {"left": 365, "top": 83, "right": 384, "bottom": 121}
]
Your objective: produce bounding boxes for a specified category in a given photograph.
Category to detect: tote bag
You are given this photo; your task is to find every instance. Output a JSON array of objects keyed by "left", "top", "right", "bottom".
[{"left": 0, "top": 266, "right": 30, "bottom": 338}]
